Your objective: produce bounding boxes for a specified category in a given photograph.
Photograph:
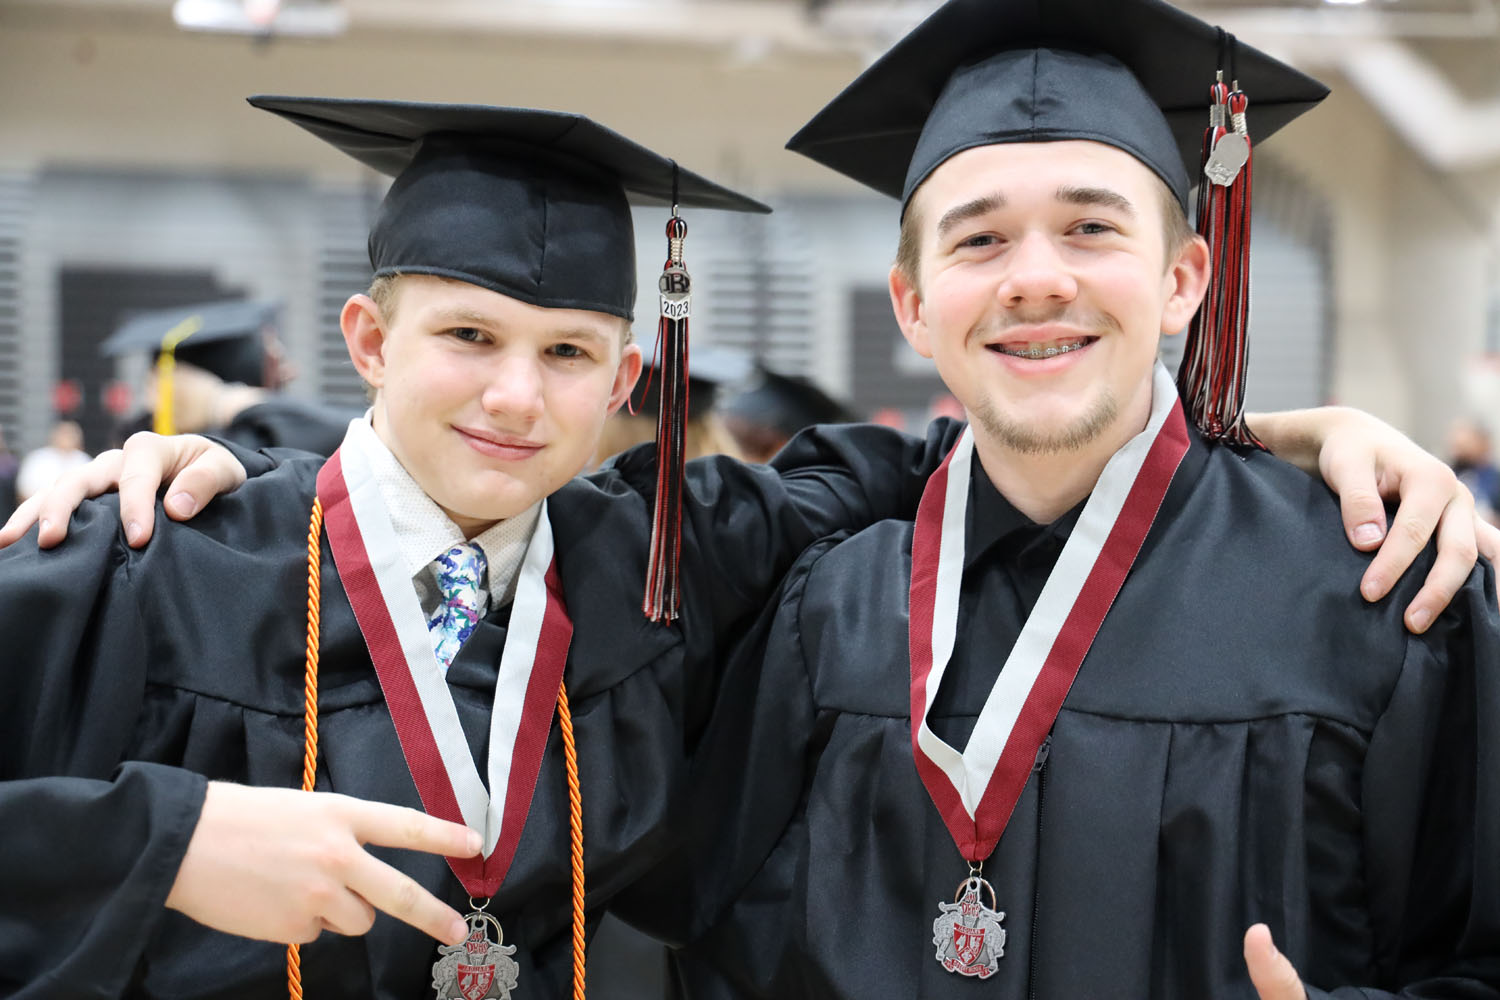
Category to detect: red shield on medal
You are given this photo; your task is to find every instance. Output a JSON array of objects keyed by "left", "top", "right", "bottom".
[
  {"left": 456, "top": 963, "right": 496, "bottom": 1000},
  {"left": 953, "top": 924, "right": 985, "bottom": 967}
]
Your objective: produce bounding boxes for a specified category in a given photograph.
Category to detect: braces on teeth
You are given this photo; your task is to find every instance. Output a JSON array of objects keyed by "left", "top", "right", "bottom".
[{"left": 1002, "top": 341, "right": 1087, "bottom": 359}]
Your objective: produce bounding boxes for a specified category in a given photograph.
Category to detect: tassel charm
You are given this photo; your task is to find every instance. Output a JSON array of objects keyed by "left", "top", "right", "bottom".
[
  {"left": 1177, "top": 54, "right": 1262, "bottom": 449},
  {"left": 643, "top": 196, "right": 692, "bottom": 623}
]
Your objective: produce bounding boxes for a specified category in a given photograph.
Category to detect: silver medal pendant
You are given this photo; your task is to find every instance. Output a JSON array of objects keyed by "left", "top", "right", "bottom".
[
  {"left": 932, "top": 873, "right": 1006, "bottom": 979},
  {"left": 432, "top": 906, "right": 519, "bottom": 1000}
]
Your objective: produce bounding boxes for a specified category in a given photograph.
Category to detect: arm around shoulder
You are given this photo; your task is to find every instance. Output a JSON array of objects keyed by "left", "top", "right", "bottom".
[{"left": 652, "top": 418, "right": 965, "bottom": 633}]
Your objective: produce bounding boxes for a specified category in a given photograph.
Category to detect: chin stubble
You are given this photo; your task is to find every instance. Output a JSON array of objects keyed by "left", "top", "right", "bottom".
[{"left": 971, "top": 389, "right": 1120, "bottom": 456}]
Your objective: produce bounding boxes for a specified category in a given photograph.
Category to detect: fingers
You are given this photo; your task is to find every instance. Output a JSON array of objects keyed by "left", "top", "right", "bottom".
[
  {"left": 117, "top": 436, "right": 175, "bottom": 546},
  {"left": 115, "top": 432, "right": 249, "bottom": 542},
  {"left": 343, "top": 855, "right": 469, "bottom": 944},
  {"left": 0, "top": 450, "right": 127, "bottom": 549},
  {"left": 1397, "top": 490, "right": 1480, "bottom": 634},
  {"left": 169, "top": 784, "right": 478, "bottom": 946},
  {"left": 0, "top": 494, "right": 45, "bottom": 550},
  {"left": 161, "top": 442, "right": 249, "bottom": 522},
  {"left": 307, "top": 887, "right": 378, "bottom": 939},
  {"left": 344, "top": 798, "right": 483, "bottom": 860},
  {"left": 1243, "top": 924, "right": 1306, "bottom": 1000},
  {"left": 1477, "top": 517, "right": 1500, "bottom": 573},
  {"left": 1320, "top": 446, "right": 1389, "bottom": 553},
  {"left": 339, "top": 799, "right": 479, "bottom": 943},
  {"left": 1359, "top": 473, "right": 1452, "bottom": 607}
]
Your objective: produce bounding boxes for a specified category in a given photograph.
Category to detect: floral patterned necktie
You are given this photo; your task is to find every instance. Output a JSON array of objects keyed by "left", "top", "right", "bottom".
[{"left": 427, "top": 541, "right": 489, "bottom": 671}]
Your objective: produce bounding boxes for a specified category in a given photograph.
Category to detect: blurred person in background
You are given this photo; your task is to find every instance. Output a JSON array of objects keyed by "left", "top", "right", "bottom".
[
  {"left": 1448, "top": 415, "right": 1500, "bottom": 525},
  {"left": 16, "top": 420, "right": 89, "bottom": 503},
  {"left": 591, "top": 344, "right": 749, "bottom": 469},
  {"left": 103, "top": 298, "right": 358, "bottom": 455},
  {"left": 0, "top": 426, "right": 18, "bottom": 521},
  {"left": 719, "top": 365, "right": 857, "bottom": 462}
]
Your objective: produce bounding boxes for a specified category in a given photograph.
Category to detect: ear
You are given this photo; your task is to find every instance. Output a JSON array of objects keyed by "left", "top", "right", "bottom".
[
  {"left": 1161, "top": 234, "right": 1211, "bottom": 337},
  {"left": 341, "top": 294, "right": 390, "bottom": 388},
  {"left": 607, "top": 341, "right": 644, "bottom": 415},
  {"left": 889, "top": 264, "right": 934, "bottom": 359}
]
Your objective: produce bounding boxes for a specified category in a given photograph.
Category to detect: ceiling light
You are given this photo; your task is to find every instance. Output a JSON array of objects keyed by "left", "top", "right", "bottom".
[{"left": 172, "top": 0, "right": 348, "bottom": 38}]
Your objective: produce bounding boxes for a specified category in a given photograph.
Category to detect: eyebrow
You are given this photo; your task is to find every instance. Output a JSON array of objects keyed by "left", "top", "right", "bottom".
[
  {"left": 428, "top": 306, "right": 499, "bottom": 328},
  {"left": 1055, "top": 185, "right": 1136, "bottom": 217},
  {"left": 935, "top": 193, "right": 1007, "bottom": 240},
  {"left": 552, "top": 327, "right": 612, "bottom": 346},
  {"left": 427, "top": 308, "right": 612, "bottom": 346}
]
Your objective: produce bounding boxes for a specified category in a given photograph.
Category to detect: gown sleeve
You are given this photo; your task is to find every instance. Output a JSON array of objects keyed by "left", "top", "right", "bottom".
[
  {"left": 202, "top": 434, "right": 319, "bottom": 480},
  {"left": 607, "top": 537, "right": 832, "bottom": 956},
  {"left": 608, "top": 420, "right": 960, "bottom": 636},
  {"left": 1304, "top": 564, "right": 1500, "bottom": 998},
  {"left": 0, "top": 500, "right": 208, "bottom": 998}
]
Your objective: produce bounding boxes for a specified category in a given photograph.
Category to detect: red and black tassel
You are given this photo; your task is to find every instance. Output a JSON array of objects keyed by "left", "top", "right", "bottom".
[
  {"left": 643, "top": 180, "right": 692, "bottom": 623},
  {"left": 1177, "top": 33, "right": 1263, "bottom": 449}
]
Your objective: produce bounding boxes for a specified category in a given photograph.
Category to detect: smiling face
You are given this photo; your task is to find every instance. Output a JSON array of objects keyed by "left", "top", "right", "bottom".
[
  {"left": 343, "top": 274, "right": 642, "bottom": 535},
  {"left": 890, "top": 140, "right": 1207, "bottom": 462}
]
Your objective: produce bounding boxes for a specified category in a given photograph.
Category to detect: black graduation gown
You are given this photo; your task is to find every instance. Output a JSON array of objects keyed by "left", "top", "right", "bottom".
[
  {"left": 111, "top": 397, "right": 356, "bottom": 456},
  {"left": 0, "top": 420, "right": 961, "bottom": 999},
  {"left": 218, "top": 397, "right": 362, "bottom": 456},
  {"left": 641, "top": 433, "right": 1500, "bottom": 999}
]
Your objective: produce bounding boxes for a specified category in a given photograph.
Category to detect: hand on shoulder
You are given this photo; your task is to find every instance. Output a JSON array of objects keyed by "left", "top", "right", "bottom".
[{"left": 0, "top": 432, "right": 246, "bottom": 550}]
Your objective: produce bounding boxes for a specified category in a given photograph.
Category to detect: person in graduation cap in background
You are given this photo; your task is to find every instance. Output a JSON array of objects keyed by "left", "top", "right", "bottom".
[
  {"left": 102, "top": 298, "right": 359, "bottom": 455},
  {"left": 717, "top": 365, "right": 856, "bottom": 464},
  {"left": 0, "top": 95, "right": 998, "bottom": 1000},
  {"left": 9, "top": 60, "right": 1500, "bottom": 1000},
  {"left": 605, "top": 0, "right": 1500, "bottom": 997},
  {"left": 590, "top": 344, "right": 750, "bottom": 468}
]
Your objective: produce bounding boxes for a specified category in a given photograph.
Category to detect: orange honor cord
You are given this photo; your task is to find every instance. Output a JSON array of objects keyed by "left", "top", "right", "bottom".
[
  {"left": 288, "top": 497, "right": 325, "bottom": 1000},
  {"left": 289, "top": 496, "right": 586, "bottom": 998},
  {"left": 555, "top": 680, "right": 586, "bottom": 999}
]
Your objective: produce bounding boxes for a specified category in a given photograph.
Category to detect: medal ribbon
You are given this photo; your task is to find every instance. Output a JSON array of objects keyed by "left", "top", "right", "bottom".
[
  {"left": 317, "top": 436, "right": 573, "bottom": 897},
  {"left": 909, "top": 363, "right": 1190, "bottom": 861}
]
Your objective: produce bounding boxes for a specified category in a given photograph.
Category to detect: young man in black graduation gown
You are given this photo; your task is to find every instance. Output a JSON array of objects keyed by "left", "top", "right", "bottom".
[
  {"left": 0, "top": 98, "right": 979, "bottom": 999},
  {"left": 622, "top": 1, "right": 1500, "bottom": 997}
]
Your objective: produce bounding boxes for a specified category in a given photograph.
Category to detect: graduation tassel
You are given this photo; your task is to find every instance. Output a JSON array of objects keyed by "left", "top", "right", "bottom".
[
  {"left": 1177, "top": 37, "right": 1263, "bottom": 449},
  {"left": 643, "top": 170, "right": 692, "bottom": 623},
  {"left": 152, "top": 314, "right": 205, "bottom": 436}
]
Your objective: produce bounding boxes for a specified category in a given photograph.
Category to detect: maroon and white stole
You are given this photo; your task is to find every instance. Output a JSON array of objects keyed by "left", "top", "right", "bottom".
[
  {"left": 316, "top": 422, "right": 572, "bottom": 927},
  {"left": 911, "top": 364, "right": 1189, "bottom": 978}
]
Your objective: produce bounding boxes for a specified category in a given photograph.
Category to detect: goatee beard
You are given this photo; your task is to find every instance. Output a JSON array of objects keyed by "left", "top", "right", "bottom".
[{"left": 972, "top": 390, "right": 1119, "bottom": 456}]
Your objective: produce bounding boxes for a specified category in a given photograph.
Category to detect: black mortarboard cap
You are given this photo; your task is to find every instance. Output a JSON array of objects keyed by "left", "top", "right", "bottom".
[
  {"left": 102, "top": 299, "right": 279, "bottom": 387},
  {"left": 630, "top": 344, "right": 751, "bottom": 421},
  {"left": 249, "top": 96, "right": 771, "bottom": 321},
  {"left": 719, "top": 367, "right": 856, "bottom": 439},
  {"left": 785, "top": 0, "right": 1329, "bottom": 212}
]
